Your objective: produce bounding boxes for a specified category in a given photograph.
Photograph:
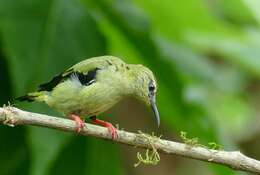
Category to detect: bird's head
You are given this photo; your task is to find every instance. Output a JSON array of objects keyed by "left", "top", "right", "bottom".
[{"left": 129, "top": 65, "right": 160, "bottom": 127}]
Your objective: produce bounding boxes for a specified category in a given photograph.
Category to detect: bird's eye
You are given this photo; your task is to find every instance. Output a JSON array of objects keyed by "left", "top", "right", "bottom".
[
  {"left": 148, "top": 80, "right": 156, "bottom": 92},
  {"left": 149, "top": 85, "right": 155, "bottom": 92}
]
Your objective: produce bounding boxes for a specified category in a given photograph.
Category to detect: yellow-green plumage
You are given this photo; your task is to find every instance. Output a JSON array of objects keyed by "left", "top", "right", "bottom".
[{"left": 18, "top": 55, "right": 159, "bottom": 126}]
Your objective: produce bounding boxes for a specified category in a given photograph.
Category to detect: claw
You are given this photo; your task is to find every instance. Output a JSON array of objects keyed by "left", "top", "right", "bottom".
[
  {"left": 106, "top": 123, "right": 118, "bottom": 139},
  {"left": 90, "top": 116, "right": 118, "bottom": 139},
  {"left": 69, "top": 114, "right": 85, "bottom": 133}
]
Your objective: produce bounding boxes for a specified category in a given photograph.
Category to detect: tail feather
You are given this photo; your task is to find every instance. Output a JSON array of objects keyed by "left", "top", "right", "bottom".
[
  {"left": 16, "top": 91, "right": 47, "bottom": 102},
  {"left": 16, "top": 94, "right": 36, "bottom": 102}
]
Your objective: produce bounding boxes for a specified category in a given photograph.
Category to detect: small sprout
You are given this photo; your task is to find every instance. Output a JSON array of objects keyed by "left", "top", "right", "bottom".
[
  {"left": 208, "top": 142, "right": 222, "bottom": 150},
  {"left": 2, "top": 104, "right": 16, "bottom": 127},
  {"left": 180, "top": 131, "right": 199, "bottom": 147},
  {"left": 180, "top": 131, "right": 223, "bottom": 150},
  {"left": 3, "top": 101, "right": 13, "bottom": 108},
  {"left": 134, "top": 131, "right": 161, "bottom": 167},
  {"left": 134, "top": 148, "right": 160, "bottom": 167}
]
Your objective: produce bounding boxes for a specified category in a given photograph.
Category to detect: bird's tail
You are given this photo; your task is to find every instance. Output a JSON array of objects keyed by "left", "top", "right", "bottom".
[{"left": 16, "top": 92, "right": 47, "bottom": 102}]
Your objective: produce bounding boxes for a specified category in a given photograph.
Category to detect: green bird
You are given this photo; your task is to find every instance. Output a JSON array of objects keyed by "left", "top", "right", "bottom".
[{"left": 17, "top": 55, "right": 160, "bottom": 138}]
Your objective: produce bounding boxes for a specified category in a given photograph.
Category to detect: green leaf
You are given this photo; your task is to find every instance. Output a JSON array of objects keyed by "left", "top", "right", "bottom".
[
  {"left": 48, "top": 137, "right": 88, "bottom": 175},
  {"left": 84, "top": 139, "right": 124, "bottom": 175},
  {"left": 0, "top": 33, "right": 30, "bottom": 175},
  {"left": 186, "top": 30, "right": 260, "bottom": 77},
  {"left": 0, "top": 126, "right": 30, "bottom": 175},
  {"left": 48, "top": 137, "right": 124, "bottom": 175},
  {"left": 28, "top": 126, "right": 71, "bottom": 175},
  {"left": 243, "top": 0, "right": 260, "bottom": 25},
  {"left": 217, "top": 0, "right": 255, "bottom": 25}
]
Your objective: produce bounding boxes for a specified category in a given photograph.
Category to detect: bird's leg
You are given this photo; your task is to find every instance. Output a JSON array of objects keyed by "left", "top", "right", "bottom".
[
  {"left": 90, "top": 116, "right": 118, "bottom": 139},
  {"left": 69, "top": 114, "right": 85, "bottom": 133}
]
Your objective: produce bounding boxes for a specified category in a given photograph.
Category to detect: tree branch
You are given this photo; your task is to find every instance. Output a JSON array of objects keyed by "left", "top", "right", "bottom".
[{"left": 0, "top": 107, "right": 259, "bottom": 174}]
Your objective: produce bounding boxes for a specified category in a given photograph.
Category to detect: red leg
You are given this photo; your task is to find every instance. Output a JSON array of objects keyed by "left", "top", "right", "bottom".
[
  {"left": 90, "top": 116, "right": 118, "bottom": 139},
  {"left": 69, "top": 114, "right": 85, "bottom": 133}
]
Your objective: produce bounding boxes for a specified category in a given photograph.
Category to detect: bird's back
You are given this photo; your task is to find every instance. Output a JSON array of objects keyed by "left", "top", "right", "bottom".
[
  {"left": 37, "top": 55, "right": 125, "bottom": 92},
  {"left": 72, "top": 55, "right": 125, "bottom": 73}
]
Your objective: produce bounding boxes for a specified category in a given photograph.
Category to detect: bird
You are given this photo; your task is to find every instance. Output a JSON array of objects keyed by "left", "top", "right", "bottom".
[{"left": 17, "top": 55, "right": 160, "bottom": 139}]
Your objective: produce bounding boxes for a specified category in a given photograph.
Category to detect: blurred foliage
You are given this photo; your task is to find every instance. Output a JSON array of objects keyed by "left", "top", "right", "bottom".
[{"left": 1, "top": 0, "right": 260, "bottom": 174}]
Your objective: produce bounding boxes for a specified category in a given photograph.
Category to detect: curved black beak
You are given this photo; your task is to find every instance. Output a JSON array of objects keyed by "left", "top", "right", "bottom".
[{"left": 149, "top": 95, "right": 160, "bottom": 127}]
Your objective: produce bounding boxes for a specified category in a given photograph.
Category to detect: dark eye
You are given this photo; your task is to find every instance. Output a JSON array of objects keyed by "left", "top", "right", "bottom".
[
  {"left": 149, "top": 85, "right": 155, "bottom": 92},
  {"left": 148, "top": 80, "right": 156, "bottom": 92}
]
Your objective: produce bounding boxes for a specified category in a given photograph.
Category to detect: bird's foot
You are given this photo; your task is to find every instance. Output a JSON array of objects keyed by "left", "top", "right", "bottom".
[
  {"left": 106, "top": 122, "right": 118, "bottom": 139},
  {"left": 69, "top": 114, "right": 85, "bottom": 133},
  {"left": 90, "top": 117, "right": 118, "bottom": 139}
]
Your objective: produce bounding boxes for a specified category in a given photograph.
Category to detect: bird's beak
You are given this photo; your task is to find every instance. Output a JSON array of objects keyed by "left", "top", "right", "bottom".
[{"left": 149, "top": 95, "right": 160, "bottom": 127}]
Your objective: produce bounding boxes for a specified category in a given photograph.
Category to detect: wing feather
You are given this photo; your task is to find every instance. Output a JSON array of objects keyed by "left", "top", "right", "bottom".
[{"left": 38, "top": 56, "right": 123, "bottom": 91}]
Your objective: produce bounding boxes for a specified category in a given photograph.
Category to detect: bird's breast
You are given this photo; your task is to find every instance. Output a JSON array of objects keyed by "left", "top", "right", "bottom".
[
  {"left": 47, "top": 75, "right": 126, "bottom": 117},
  {"left": 78, "top": 82, "right": 123, "bottom": 116}
]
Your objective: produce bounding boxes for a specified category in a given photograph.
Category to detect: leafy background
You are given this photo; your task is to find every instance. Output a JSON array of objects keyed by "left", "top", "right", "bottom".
[{"left": 1, "top": 0, "right": 260, "bottom": 174}]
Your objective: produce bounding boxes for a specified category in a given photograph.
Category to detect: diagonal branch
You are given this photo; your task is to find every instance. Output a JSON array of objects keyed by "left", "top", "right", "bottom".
[{"left": 0, "top": 106, "right": 260, "bottom": 174}]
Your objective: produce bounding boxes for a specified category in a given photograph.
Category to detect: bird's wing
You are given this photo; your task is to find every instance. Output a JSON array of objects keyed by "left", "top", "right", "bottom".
[{"left": 38, "top": 56, "right": 124, "bottom": 92}]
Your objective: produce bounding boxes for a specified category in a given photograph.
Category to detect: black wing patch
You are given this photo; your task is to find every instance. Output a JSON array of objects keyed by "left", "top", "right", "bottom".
[
  {"left": 38, "top": 68, "right": 100, "bottom": 91},
  {"left": 38, "top": 73, "right": 67, "bottom": 91},
  {"left": 74, "top": 68, "right": 100, "bottom": 86}
]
